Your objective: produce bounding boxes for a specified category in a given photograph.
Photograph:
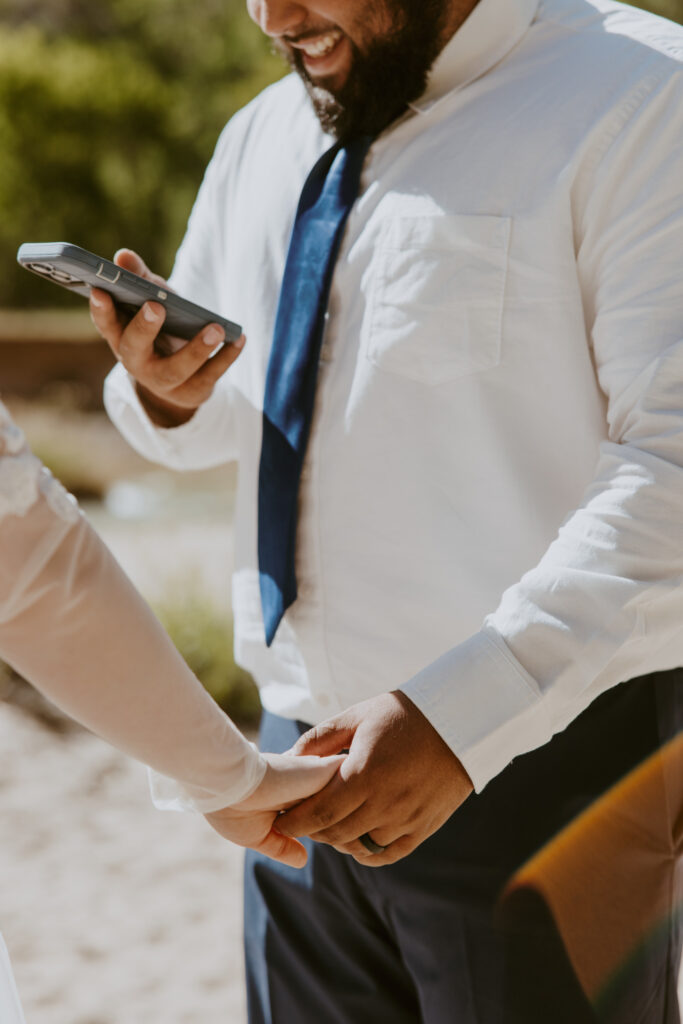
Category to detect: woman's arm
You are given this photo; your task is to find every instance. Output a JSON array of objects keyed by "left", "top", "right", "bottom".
[{"left": 0, "top": 404, "right": 339, "bottom": 865}]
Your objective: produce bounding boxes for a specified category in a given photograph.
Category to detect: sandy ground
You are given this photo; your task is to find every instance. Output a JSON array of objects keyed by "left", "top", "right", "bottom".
[{"left": 0, "top": 698, "right": 250, "bottom": 1024}]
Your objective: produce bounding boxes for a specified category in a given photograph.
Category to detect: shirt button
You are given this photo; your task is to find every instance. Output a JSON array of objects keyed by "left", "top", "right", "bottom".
[
  {"left": 318, "top": 694, "right": 331, "bottom": 709},
  {"left": 298, "top": 582, "right": 314, "bottom": 600},
  {"left": 319, "top": 342, "right": 333, "bottom": 363}
]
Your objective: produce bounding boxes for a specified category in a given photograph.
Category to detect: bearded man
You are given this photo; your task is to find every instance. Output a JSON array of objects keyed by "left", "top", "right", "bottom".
[{"left": 96, "top": 0, "right": 683, "bottom": 1020}]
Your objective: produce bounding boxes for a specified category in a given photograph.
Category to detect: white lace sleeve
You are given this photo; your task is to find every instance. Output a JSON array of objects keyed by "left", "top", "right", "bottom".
[
  {"left": 0, "top": 402, "right": 80, "bottom": 526},
  {"left": 0, "top": 400, "right": 265, "bottom": 811}
]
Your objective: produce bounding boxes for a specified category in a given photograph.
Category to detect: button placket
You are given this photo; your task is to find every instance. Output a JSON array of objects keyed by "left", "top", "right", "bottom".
[{"left": 319, "top": 311, "right": 333, "bottom": 366}]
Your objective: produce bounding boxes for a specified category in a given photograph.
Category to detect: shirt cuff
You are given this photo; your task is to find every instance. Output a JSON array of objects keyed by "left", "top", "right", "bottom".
[
  {"left": 103, "top": 362, "right": 235, "bottom": 471},
  {"left": 400, "top": 627, "right": 554, "bottom": 792}
]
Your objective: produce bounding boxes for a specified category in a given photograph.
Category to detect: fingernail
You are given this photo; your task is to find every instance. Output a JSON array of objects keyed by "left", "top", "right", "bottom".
[
  {"left": 90, "top": 292, "right": 104, "bottom": 308},
  {"left": 233, "top": 335, "right": 246, "bottom": 350},
  {"left": 143, "top": 303, "right": 162, "bottom": 323},
  {"left": 203, "top": 325, "right": 224, "bottom": 347}
]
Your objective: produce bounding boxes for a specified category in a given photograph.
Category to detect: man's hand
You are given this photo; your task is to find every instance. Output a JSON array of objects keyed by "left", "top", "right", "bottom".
[
  {"left": 276, "top": 692, "right": 474, "bottom": 866},
  {"left": 203, "top": 752, "right": 345, "bottom": 869},
  {"left": 89, "top": 248, "right": 246, "bottom": 427}
]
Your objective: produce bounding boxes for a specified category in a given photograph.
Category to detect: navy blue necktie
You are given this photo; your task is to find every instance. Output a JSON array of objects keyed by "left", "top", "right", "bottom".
[{"left": 258, "top": 136, "right": 372, "bottom": 646}]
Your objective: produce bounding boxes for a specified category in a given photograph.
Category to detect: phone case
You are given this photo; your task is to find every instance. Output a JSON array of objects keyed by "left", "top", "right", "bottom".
[{"left": 16, "top": 242, "right": 242, "bottom": 343}]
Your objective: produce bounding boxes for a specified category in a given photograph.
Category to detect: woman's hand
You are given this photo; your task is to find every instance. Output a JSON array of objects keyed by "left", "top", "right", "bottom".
[{"left": 203, "top": 752, "right": 345, "bottom": 868}]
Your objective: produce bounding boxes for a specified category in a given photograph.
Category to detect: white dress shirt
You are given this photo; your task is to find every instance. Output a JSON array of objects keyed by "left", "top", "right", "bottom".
[{"left": 105, "top": 0, "right": 683, "bottom": 792}]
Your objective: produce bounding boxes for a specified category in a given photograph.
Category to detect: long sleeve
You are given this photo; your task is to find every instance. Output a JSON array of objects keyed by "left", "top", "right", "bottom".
[
  {"left": 104, "top": 363, "right": 239, "bottom": 471},
  {"left": 402, "top": 68, "right": 683, "bottom": 791},
  {"left": 0, "top": 402, "right": 265, "bottom": 811}
]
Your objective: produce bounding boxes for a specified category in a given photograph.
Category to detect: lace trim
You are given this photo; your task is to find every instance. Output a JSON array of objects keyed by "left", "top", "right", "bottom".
[
  {"left": 0, "top": 402, "right": 29, "bottom": 457},
  {"left": 39, "top": 467, "right": 80, "bottom": 524},
  {"left": 0, "top": 402, "right": 80, "bottom": 525},
  {"left": 0, "top": 449, "right": 42, "bottom": 521}
]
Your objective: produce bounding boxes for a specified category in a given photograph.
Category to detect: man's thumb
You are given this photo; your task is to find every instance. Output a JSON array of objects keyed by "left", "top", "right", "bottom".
[{"left": 293, "top": 715, "right": 356, "bottom": 757}]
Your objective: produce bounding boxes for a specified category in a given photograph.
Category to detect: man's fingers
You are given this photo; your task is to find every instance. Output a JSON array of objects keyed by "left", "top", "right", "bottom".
[
  {"left": 149, "top": 334, "right": 244, "bottom": 411},
  {"left": 90, "top": 288, "right": 125, "bottom": 354},
  {"left": 90, "top": 244, "right": 245, "bottom": 411},
  {"left": 116, "top": 301, "right": 168, "bottom": 373},
  {"left": 89, "top": 248, "right": 245, "bottom": 425},
  {"left": 175, "top": 331, "right": 245, "bottom": 387},
  {"left": 258, "top": 828, "right": 309, "bottom": 868},
  {"left": 276, "top": 771, "right": 364, "bottom": 838},
  {"left": 352, "top": 833, "right": 419, "bottom": 868},
  {"left": 97, "top": 292, "right": 244, "bottom": 406},
  {"left": 304, "top": 807, "right": 406, "bottom": 849}
]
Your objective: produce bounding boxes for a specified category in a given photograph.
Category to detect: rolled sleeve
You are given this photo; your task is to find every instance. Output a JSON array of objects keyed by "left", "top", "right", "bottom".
[
  {"left": 104, "top": 362, "right": 238, "bottom": 471},
  {"left": 401, "top": 627, "right": 551, "bottom": 791}
]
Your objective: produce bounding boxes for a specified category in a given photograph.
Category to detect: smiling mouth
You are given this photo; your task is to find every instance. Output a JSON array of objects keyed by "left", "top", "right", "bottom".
[{"left": 289, "top": 27, "right": 345, "bottom": 62}]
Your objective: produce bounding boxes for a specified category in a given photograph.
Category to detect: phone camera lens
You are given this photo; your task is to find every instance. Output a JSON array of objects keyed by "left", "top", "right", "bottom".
[
  {"left": 51, "top": 269, "right": 81, "bottom": 285},
  {"left": 26, "top": 262, "right": 82, "bottom": 286}
]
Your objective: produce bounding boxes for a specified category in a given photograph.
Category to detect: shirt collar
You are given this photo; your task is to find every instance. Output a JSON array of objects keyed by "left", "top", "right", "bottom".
[{"left": 409, "top": 0, "right": 540, "bottom": 114}]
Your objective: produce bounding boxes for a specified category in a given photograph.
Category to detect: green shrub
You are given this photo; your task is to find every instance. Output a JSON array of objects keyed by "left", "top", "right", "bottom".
[
  {"left": 29, "top": 439, "right": 107, "bottom": 501},
  {"left": 0, "top": 0, "right": 680, "bottom": 311},
  {"left": 154, "top": 587, "right": 262, "bottom": 727},
  {"left": 0, "top": 591, "right": 261, "bottom": 732},
  {"left": 0, "top": 0, "right": 284, "bottom": 308}
]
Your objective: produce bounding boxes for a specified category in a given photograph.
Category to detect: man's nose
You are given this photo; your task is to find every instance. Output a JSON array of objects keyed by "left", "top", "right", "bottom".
[{"left": 246, "top": 0, "right": 307, "bottom": 38}]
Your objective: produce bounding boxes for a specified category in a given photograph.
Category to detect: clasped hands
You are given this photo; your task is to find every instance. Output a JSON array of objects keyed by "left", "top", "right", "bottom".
[
  {"left": 206, "top": 692, "right": 473, "bottom": 869},
  {"left": 89, "top": 252, "right": 473, "bottom": 869}
]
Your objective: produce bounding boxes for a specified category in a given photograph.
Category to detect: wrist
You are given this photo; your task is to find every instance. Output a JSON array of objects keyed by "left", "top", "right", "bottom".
[{"left": 135, "top": 382, "right": 197, "bottom": 427}]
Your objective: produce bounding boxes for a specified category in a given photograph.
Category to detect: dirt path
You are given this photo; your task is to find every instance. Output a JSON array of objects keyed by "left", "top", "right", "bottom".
[{"left": 0, "top": 701, "right": 248, "bottom": 1024}]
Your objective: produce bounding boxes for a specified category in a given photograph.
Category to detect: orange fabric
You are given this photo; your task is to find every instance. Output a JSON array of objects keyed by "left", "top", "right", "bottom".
[{"left": 504, "top": 732, "right": 683, "bottom": 1003}]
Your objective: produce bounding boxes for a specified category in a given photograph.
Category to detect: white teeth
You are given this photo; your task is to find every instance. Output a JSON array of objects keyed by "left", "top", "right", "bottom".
[{"left": 299, "top": 30, "right": 343, "bottom": 59}]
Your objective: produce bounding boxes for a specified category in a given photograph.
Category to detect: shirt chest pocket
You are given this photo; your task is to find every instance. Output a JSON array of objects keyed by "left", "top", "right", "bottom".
[{"left": 363, "top": 214, "right": 511, "bottom": 386}]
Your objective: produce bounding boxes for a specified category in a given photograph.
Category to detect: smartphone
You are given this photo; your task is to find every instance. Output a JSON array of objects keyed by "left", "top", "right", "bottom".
[{"left": 16, "top": 242, "right": 242, "bottom": 345}]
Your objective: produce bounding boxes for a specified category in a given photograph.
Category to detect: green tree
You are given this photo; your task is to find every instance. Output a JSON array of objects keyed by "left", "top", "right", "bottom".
[
  {"left": 0, "top": 0, "right": 681, "bottom": 308},
  {"left": 634, "top": 0, "right": 683, "bottom": 18},
  {"left": 0, "top": 0, "right": 283, "bottom": 307}
]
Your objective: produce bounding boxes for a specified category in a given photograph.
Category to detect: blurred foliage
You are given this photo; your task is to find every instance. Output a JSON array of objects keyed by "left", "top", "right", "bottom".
[
  {"left": 0, "top": 578, "right": 262, "bottom": 732},
  {"left": 637, "top": 0, "right": 683, "bottom": 18},
  {"left": 0, "top": 0, "right": 680, "bottom": 308},
  {"left": 29, "top": 437, "right": 107, "bottom": 500},
  {"left": 1, "top": 584, "right": 262, "bottom": 730},
  {"left": 0, "top": 0, "right": 284, "bottom": 307},
  {"left": 154, "top": 586, "right": 262, "bottom": 726}
]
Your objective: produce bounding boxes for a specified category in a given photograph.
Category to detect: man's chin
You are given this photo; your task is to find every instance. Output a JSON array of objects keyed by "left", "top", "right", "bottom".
[
  {"left": 286, "top": 33, "right": 433, "bottom": 140},
  {"left": 302, "top": 82, "right": 349, "bottom": 139}
]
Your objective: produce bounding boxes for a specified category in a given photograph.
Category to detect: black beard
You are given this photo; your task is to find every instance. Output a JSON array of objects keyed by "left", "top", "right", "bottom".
[{"left": 279, "top": 1, "right": 450, "bottom": 140}]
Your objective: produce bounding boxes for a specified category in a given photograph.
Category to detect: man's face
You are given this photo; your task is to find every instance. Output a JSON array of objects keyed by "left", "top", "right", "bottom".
[{"left": 246, "top": 0, "right": 454, "bottom": 139}]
